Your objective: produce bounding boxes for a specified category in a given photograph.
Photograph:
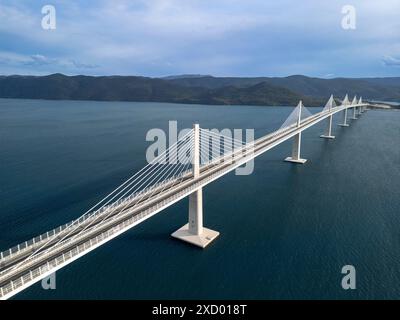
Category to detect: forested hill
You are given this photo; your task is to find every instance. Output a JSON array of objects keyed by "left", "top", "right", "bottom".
[
  {"left": 165, "top": 74, "right": 400, "bottom": 102},
  {"left": 1, "top": 73, "right": 399, "bottom": 106}
]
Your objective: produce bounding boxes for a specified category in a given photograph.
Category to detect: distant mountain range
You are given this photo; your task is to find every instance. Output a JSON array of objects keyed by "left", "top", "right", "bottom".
[
  {"left": 165, "top": 74, "right": 400, "bottom": 101},
  {"left": 0, "top": 73, "right": 399, "bottom": 107}
]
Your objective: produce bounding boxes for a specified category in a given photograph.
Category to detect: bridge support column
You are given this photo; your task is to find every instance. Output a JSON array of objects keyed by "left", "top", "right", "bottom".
[
  {"left": 284, "top": 102, "right": 307, "bottom": 164},
  {"left": 171, "top": 124, "right": 219, "bottom": 248},
  {"left": 338, "top": 108, "right": 349, "bottom": 127},
  {"left": 350, "top": 107, "right": 357, "bottom": 120},
  {"left": 320, "top": 115, "right": 335, "bottom": 139},
  {"left": 285, "top": 132, "right": 307, "bottom": 163}
]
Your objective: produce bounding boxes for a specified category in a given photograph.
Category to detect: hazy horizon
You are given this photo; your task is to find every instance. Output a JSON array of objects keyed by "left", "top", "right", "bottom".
[{"left": 1, "top": 72, "right": 400, "bottom": 80}]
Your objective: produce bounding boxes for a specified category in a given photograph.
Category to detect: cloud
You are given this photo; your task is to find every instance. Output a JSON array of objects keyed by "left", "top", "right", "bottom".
[
  {"left": 28, "top": 54, "right": 48, "bottom": 65},
  {"left": 382, "top": 55, "right": 400, "bottom": 67},
  {"left": 0, "top": 51, "right": 99, "bottom": 71},
  {"left": 0, "top": 0, "right": 399, "bottom": 77}
]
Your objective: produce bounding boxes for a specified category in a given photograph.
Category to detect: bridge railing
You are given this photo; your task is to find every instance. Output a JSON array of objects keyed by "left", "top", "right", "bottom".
[
  {"left": 0, "top": 177, "right": 205, "bottom": 299},
  {"left": 0, "top": 163, "right": 199, "bottom": 296},
  {"left": 1, "top": 130, "right": 196, "bottom": 264},
  {"left": 0, "top": 166, "right": 194, "bottom": 265}
]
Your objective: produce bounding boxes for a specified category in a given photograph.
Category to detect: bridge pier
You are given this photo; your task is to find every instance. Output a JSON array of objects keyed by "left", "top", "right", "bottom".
[
  {"left": 171, "top": 124, "right": 219, "bottom": 248},
  {"left": 320, "top": 101, "right": 335, "bottom": 139},
  {"left": 285, "top": 132, "right": 307, "bottom": 164},
  {"left": 350, "top": 107, "right": 358, "bottom": 120},
  {"left": 284, "top": 101, "right": 307, "bottom": 164},
  {"left": 172, "top": 188, "right": 219, "bottom": 248},
  {"left": 338, "top": 108, "right": 349, "bottom": 127}
]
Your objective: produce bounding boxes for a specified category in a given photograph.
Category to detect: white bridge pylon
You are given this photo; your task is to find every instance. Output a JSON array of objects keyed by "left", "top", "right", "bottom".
[
  {"left": 172, "top": 124, "right": 252, "bottom": 247},
  {"left": 320, "top": 95, "right": 336, "bottom": 139},
  {"left": 282, "top": 100, "right": 311, "bottom": 163},
  {"left": 279, "top": 100, "right": 313, "bottom": 130},
  {"left": 338, "top": 94, "right": 350, "bottom": 127},
  {"left": 350, "top": 95, "right": 358, "bottom": 120},
  {"left": 358, "top": 96, "right": 366, "bottom": 114},
  {"left": 171, "top": 124, "right": 220, "bottom": 248}
]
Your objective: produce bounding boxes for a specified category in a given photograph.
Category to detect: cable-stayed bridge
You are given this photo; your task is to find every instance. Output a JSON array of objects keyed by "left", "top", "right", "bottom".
[{"left": 0, "top": 95, "right": 370, "bottom": 299}]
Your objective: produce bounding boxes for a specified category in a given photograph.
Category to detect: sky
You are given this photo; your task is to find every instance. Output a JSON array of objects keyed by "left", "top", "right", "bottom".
[{"left": 0, "top": 0, "right": 399, "bottom": 78}]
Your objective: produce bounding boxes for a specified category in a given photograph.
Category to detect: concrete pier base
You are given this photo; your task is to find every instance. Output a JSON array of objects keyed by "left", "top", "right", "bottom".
[
  {"left": 284, "top": 157, "right": 307, "bottom": 164},
  {"left": 172, "top": 188, "right": 220, "bottom": 248},
  {"left": 338, "top": 123, "right": 349, "bottom": 127},
  {"left": 320, "top": 134, "right": 335, "bottom": 139},
  {"left": 171, "top": 224, "right": 219, "bottom": 248}
]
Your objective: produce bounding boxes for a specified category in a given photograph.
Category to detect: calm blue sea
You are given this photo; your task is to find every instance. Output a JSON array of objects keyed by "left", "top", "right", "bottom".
[{"left": 0, "top": 98, "right": 399, "bottom": 299}]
